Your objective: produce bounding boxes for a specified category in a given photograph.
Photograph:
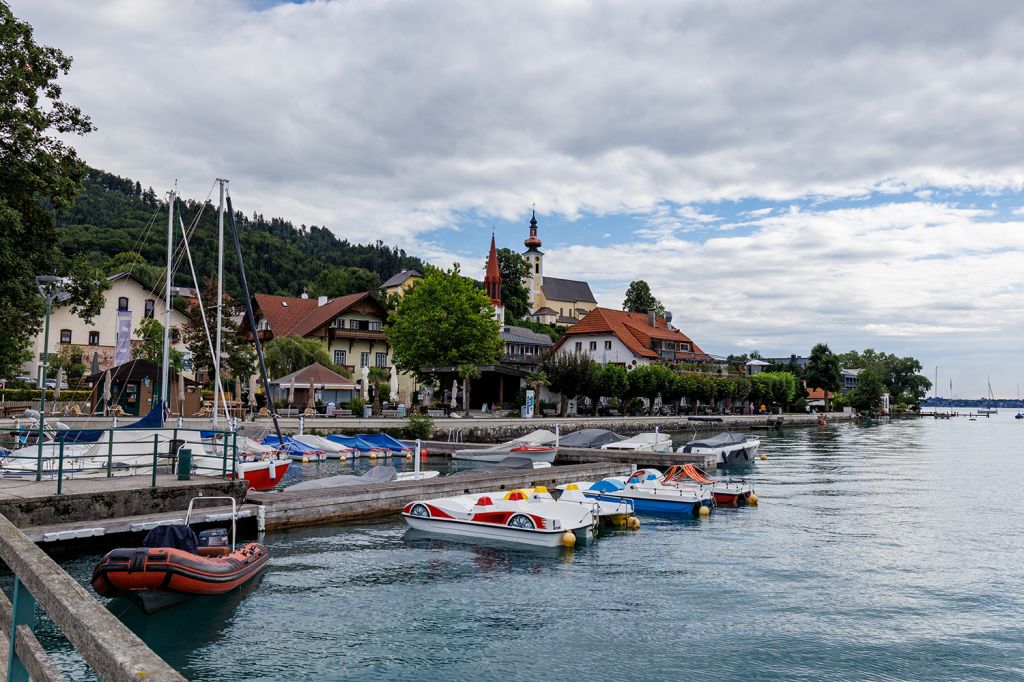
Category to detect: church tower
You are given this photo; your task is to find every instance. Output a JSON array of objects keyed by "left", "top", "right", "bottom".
[
  {"left": 522, "top": 210, "right": 543, "bottom": 310},
  {"left": 484, "top": 233, "right": 504, "bottom": 324}
]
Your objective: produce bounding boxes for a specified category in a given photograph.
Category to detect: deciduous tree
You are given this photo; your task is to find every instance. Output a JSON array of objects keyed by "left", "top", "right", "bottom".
[
  {"left": 0, "top": 2, "right": 108, "bottom": 378},
  {"left": 622, "top": 280, "right": 665, "bottom": 316},
  {"left": 805, "top": 342, "right": 842, "bottom": 411},
  {"left": 385, "top": 266, "right": 503, "bottom": 381}
]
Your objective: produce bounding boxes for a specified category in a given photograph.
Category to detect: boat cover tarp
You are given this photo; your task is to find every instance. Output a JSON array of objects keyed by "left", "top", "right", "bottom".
[
  {"left": 451, "top": 456, "right": 538, "bottom": 475},
  {"left": 143, "top": 523, "right": 198, "bottom": 554},
  {"left": 356, "top": 433, "right": 410, "bottom": 451},
  {"left": 683, "top": 432, "right": 749, "bottom": 449},
  {"left": 56, "top": 401, "right": 166, "bottom": 443},
  {"left": 559, "top": 429, "right": 624, "bottom": 448},
  {"left": 326, "top": 434, "right": 379, "bottom": 452},
  {"left": 262, "top": 435, "right": 323, "bottom": 455},
  {"left": 589, "top": 479, "right": 626, "bottom": 493},
  {"left": 287, "top": 465, "right": 397, "bottom": 491}
]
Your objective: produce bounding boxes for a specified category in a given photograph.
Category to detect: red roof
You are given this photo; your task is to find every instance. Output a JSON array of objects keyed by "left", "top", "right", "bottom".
[
  {"left": 253, "top": 292, "right": 383, "bottom": 338},
  {"left": 805, "top": 387, "right": 834, "bottom": 400},
  {"left": 555, "top": 307, "right": 709, "bottom": 361},
  {"left": 484, "top": 234, "right": 501, "bottom": 305}
]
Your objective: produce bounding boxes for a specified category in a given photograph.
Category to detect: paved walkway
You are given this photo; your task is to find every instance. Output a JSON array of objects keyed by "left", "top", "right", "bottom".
[{"left": 0, "top": 473, "right": 229, "bottom": 501}]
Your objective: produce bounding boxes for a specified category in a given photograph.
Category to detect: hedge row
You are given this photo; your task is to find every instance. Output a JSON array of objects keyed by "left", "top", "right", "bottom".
[{"left": 1, "top": 389, "right": 93, "bottom": 401}]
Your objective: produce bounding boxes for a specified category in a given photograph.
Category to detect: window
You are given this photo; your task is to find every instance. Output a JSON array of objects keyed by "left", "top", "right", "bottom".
[
  {"left": 334, "top": 350, "right": 347, "bottom": 366},
  {"left": 257, "top": 319, "right": 270, "bottom": 331},
  {"left": 535, "top": 261, "right": 540, "bottom": 274},
  {"left": 605, "top": 340, "right": 612, "bottom": 350},
  {"left": 369, "top": 321, "right": 381, "bottom": 331},
  {"left": 88, "top": 331, "right": 99, "bottom": 345},
  {"left": 60, "top": 329, "right": 72, "bottom": 344},
  {"left": 375, "top": 352, "right": 388, "bottom": 368},
  {"left": 574, "top": 341, "right": 582, "bottom": 351},
  {"left": 144, "top": 300, "right": 155, "bottom": 319},
  {"left": 117, "top": 297, "right": 129, "bottom": 312},
  {"left": 350, "top": 320, "right": 360, "bottom": 329},
  {"left": 360, "top": 352, "right": 370, "bottom": 368},
  {"left": 681, "top": 343, "right": 690, "bottom": 352},
  {"left": 589, "top": 341, "right": 597, "bottom": 351}
]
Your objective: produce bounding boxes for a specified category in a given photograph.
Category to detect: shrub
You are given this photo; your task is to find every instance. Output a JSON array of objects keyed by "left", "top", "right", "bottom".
[
  {"left": 347, "top": 396, "right": 366, "bottom": 414},
  {"left": 405, "top": 412, "right": 433, "bottom": 440},
  {"left": 1, "top": 388, "right": 92, "bottom": 402}
]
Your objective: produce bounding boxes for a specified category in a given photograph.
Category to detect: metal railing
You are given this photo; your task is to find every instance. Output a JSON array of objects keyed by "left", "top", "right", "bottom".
[
  {"left": 0, "top": 426, "right": 239, "bottom": 495},
  {"left": 0, "top": 513, "right": 184, "bottom": 680}
]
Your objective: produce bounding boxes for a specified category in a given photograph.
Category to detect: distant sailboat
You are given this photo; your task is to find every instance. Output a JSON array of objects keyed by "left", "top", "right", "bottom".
[{"left": 978, "top": 376, "right": 998, "bottom": 415}]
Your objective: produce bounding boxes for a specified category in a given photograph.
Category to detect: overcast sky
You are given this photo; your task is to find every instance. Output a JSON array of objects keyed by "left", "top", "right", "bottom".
[{"left": 19, "top": 0, "right": 1024, "bottom": 398}]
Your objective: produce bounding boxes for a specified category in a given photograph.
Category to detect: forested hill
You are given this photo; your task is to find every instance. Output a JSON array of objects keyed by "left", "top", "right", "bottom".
[{"left": 56, "top": 168, "right": 426, "bottom": 298}]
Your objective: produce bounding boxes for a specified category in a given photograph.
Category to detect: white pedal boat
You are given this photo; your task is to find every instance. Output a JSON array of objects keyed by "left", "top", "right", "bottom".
[{"left": 402, "top": 488, "right": 594, "bottom": 547}]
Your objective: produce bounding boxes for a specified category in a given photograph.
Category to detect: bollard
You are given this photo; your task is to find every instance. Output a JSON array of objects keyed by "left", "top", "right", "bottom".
[
  {"left": 177, "top": 448, "right": 192, "bottom": 481},
  {"left": 56, "top": 439, "right": 65, "bottom": 495}
]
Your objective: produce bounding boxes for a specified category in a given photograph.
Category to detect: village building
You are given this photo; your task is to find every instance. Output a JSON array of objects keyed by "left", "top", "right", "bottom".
[
  {"left": 520, "top": 211, "right": 598, "bottom": 326},
  {"left": 84, "top": 359, "right": 200, "bottom": 417},
  {"left": 381, "top": 270, "right": 423, "bottom": 299},
  {"left": 22, "top": 272, "right": 193, "bottom": 385},
  {"left": 554, "top": 307, "right": 710, "bottom": 370}
]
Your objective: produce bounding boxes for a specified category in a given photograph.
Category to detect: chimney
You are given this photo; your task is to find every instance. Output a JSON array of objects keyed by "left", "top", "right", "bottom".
[
  {"left": 665, "top": 311, "right": 673, "bottom": 326},
  {"left": 317, "top": 295, "right": 328, "bottom": 307},
  {"left": 648, "top": 310, "right": 656, "bottom": 327}
]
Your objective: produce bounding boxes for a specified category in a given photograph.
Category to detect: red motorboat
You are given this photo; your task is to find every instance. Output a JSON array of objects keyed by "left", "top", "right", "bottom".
[
  {"left": 662, "top": 464, "right": 758, "bottom": 507},
  {"left": 91, "top": 497, "right": 269, "bottom": 612},
  {"left": 231, "top": 457, "right": 290, "bottom": 491}
]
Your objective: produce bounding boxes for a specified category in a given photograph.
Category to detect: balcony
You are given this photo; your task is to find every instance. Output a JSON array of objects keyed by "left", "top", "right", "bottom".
[
  {"left": 328, "top": 328, "right": 387, "bottom": 342},
  {"left": 500, "top": 353, "right": 542, "bottom": 367}
]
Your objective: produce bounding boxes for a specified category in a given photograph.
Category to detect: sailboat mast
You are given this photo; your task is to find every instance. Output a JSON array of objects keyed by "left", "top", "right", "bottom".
[
  {"left": 161, "top": 188, "right": 176, "bottom": 410},
  {"left": 213, "top": 178, "right": 227, "bottom": 426}
]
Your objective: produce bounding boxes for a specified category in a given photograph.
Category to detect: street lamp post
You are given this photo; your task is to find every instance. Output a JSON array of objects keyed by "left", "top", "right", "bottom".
[{"left": 35, "top": 276, "right": 63, "bottom": 482}]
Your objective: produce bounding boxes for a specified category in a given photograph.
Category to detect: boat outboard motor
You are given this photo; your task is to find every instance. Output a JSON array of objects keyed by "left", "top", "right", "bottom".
[
  {"left": 143, "top": 524, "right": 199, "bottom": 555},
  {"left": 197, "top": 528, "right": 230, "bottom": 557}
]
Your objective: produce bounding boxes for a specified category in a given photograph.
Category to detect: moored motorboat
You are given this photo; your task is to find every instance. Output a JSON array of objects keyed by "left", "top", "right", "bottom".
[
  {"left": 677, "top": 432, "right": 760, "bottom": 467},
  {"left": 450, "top": 455, "right": 552, "bottom": 474},
  {"left": 558, "top": 428, "right": 625, "bottom": 449},
  {"left": 581, "top": 470, "right": 714, "bottom": 516},
  {"left": 661, "top": 464, "right": 756, "bottom": 507},
  {"left": 452, "top": 429, "right": 558, "bottom": 463},
  {"left": 402, "top": 488, "right": 594, "bottom": 547},
  {"left": 286, "top": 464, "right": 438, "bottom": 491},
  {"left": 357, "top": 433, "right": 416, "bottom": 457},
  {"left": 600, "top": 432, "right": 673, "bottom": 453},
  {"left": 262, "top": 435, "right": 328, "bottom": 462},
  {"left": 91, "top": 497, "right": 268, "bottom": 612},
  {"left": 292, "top": 434, "right": 355, "bottom": 459},
  {"left": 326, "top": 434, "right": 391, "bottom": 458}
]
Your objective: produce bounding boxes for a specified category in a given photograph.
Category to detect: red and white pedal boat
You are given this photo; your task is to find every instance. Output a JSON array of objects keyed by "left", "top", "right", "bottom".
[
  {"left": 662, "top": 464, "right": 757, "bottom": 507},
  {"left": 402, "top": 488, "right": 594, "bottom": 547}
]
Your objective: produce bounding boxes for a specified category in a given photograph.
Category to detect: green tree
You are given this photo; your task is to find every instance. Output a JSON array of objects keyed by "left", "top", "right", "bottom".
[
  {"left": 494, "top": 247, "right": 531, "bottom": 320},
  {"left": 541, "top": 351, "right": 596, "bottom": 416},
  {"left": 308, "top": 266, "right": 381, "bottom": 299},
  {"left": 385, "top": 265, "right": 503, "bottom": 381},
  {"left": 849, "top": 365, "right": 887, "bottom": 411},
  {"left": 47, "top": 344, "right": 86, "bottom": 382},
  {"left": 132, "top": 318, "right": 184, "bottom": 372},
  {"left": 622, "top": 280, "right": 665, "bottom": 315},
  {"left": 178, "top": 281, "right": 255, "bottom": 383},
  {"left": 0, "top": 3, "right": 108, "bottom": 379},
  {"left": 624, "top": 364, "right": 676, "bottom": 413},
  {"left": 805, "top": 342, "right": 842, "bottom": 411},
  {"left": 584, "top": 363, "right": 628, "bottom": 415},
  {"left": 263, "top": 335, "right": 339, "bottom": 379},
  {"left": 104, "top": 251, "right": 158, "bottom": 288}
]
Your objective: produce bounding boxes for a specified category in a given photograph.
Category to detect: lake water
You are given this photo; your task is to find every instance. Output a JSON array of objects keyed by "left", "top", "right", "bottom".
[{"left": 25, "top": 414, "right": 1024, "bottom": 680}]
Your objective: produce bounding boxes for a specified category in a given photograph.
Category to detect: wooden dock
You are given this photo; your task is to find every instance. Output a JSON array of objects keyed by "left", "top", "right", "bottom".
[{"left": 247, "top": 462, "right": 634, "bottom": 530}]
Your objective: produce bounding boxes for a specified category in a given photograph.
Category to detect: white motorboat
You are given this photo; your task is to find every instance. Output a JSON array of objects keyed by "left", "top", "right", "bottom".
[
  {"left": 402, "top": 488, "right": 594, "bottom": 547},
  {"left": 600, "top": 432, "right": 673, "bottom": 454},
  {"left": 452, "top": 429, "right": 558, "bottom": 463},
  {"left": 677, "top": 432, "right": 760, "bottom": 467}
]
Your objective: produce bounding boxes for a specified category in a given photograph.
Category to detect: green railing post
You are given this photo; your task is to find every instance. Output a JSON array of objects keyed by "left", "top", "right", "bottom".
[
  {"left": 221, "top": 432, "right": 229, "bottom": 478},
  {"left": 106, "top": 429, "right": 114, "bottom": 478},
  {"left": 56, "top": 439, "right": 65, "bottom": 496},
  {"left": 151, "top": 434, "right": 159, "bottom": 488},
  {"left": 7, "top": 577, "right": 36, "bottom": 682}
]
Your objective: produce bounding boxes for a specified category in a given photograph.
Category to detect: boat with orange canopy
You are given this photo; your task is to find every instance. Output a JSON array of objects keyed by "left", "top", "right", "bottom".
[{"left": 662, "top": 464, "right": 757, "bottom": 507}]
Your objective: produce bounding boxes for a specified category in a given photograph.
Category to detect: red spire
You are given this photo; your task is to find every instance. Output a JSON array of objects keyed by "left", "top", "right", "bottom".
[{"left": 484, "top": 233, "right": 501, "bottom": 306}]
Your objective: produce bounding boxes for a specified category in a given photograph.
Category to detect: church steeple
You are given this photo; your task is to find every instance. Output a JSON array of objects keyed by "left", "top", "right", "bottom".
[
  {"left": 484, "top": 232, "right": 504, "bottom": 323},
  {"left": 524, "top": 209, "right": 542, "bottom": 252}
]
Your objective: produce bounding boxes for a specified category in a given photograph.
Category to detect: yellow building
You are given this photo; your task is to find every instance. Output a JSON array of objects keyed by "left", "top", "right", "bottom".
[
  {"left": 521, "top": 212, "right": 598, "bottom": 326},
  {"left": 381, "top": 270, "right": 423, "bottom": 300}
]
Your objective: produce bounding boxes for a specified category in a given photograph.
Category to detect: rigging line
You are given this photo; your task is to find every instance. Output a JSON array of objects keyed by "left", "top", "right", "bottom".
[{"left": 178, "top": 212, "right": 230, "bottom": 423}]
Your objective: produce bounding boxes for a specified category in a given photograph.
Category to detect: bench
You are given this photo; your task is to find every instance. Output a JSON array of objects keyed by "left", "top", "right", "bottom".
[
  {"left": 426, "top": 409, "right": 446, "bottom": 418},
  {"left": 381, "top": 409, "right": 401, "bottom": 418}
]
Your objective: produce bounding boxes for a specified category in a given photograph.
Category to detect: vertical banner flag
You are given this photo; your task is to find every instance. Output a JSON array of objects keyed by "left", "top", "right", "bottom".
[
  {"left": 115, "top": 309, "right": 133, "bottom": 365},
  {"left": 525, "top": 389, "right": 535, "bottom": 419}
]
